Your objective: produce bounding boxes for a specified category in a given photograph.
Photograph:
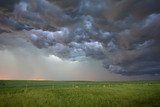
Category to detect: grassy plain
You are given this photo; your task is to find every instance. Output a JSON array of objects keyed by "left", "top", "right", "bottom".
[{"left": 0, "top": 80, "right": 160, "bottom": 107}]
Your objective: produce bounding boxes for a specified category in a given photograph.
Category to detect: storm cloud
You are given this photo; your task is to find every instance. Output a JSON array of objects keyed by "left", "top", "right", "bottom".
[{"left": 0, "top": 0, "right": 160, "bottom": 78}]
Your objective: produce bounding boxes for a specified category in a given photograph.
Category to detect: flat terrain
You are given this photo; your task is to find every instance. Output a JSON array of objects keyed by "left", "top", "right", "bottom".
[{"left": 0, "top": 80, "right": 160, "bottom": 107}]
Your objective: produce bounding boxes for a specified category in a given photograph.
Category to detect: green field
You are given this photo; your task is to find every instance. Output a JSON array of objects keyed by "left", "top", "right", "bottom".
[{"left": 0, "top": 80, "right": 160, "bottom": 107}]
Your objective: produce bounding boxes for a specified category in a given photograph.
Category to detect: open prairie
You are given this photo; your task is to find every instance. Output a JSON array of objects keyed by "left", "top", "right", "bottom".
[{"left": 0, "top": 80, "right": 160, "bottom": 107}]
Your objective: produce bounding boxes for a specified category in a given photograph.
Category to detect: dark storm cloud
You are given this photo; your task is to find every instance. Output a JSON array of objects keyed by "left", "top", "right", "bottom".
[
  {"left": 0, "top": 17, "right": 32, "bottom": 30},
  {"left": 104, "top": 0, "right": 160, "bottom": 21},
  {"left": 0, "top": 0, "right": 20, "bottom": 11},
  {"left": 0, "top": 0, "right": 160, "bottom": 76}
]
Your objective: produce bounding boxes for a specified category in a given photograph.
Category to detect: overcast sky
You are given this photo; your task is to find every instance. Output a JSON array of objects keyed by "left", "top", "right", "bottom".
[{"left": 0, "top": 0, "right": 160, "bottom": 80}]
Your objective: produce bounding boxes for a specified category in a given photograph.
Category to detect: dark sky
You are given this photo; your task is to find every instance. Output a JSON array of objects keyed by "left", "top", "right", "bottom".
[{"left": 0, "top": 0, "right": 160, "bottom": 80}]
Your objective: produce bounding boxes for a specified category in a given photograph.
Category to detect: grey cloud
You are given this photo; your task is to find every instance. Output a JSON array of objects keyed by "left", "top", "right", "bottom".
[
  {"left": 0, "top": 17, "right": 32, "bottom": 31},
  {"left": 78, "top": 0, "right": 107, "bottom": 16},
  {"left": 0, "top": 0, "right": 20, "bottom": 11},
  {"left": 104, "top": 0, "right": 160, "bottom": 21},
  {"left": 0, "top": 0, "right": 160, "bottom": 76}
]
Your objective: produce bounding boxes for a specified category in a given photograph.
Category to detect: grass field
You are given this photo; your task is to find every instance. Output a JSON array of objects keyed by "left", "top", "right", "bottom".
[{"left": 0, "top": 80, "right": 160, "bottom": 107}]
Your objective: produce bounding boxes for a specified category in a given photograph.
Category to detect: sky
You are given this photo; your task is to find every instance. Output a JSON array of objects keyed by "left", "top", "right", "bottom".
[{"left": 0, "top": 0, "right": 160, "bottom": 80}]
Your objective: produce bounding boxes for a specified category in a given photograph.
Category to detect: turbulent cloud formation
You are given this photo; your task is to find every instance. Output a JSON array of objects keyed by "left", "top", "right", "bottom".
[{"left": 0, "top": 0, "right": 160, "bottom": 78}]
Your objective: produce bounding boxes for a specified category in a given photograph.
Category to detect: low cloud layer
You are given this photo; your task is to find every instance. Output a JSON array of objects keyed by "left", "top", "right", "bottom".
[{"left": 0, "top": 0, "right": 160, "bottom": 78}]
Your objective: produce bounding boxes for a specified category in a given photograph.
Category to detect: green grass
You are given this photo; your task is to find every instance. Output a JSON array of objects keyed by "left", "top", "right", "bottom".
[{"left": 0, "top": 80, "right": 160, "bottom": 107}]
